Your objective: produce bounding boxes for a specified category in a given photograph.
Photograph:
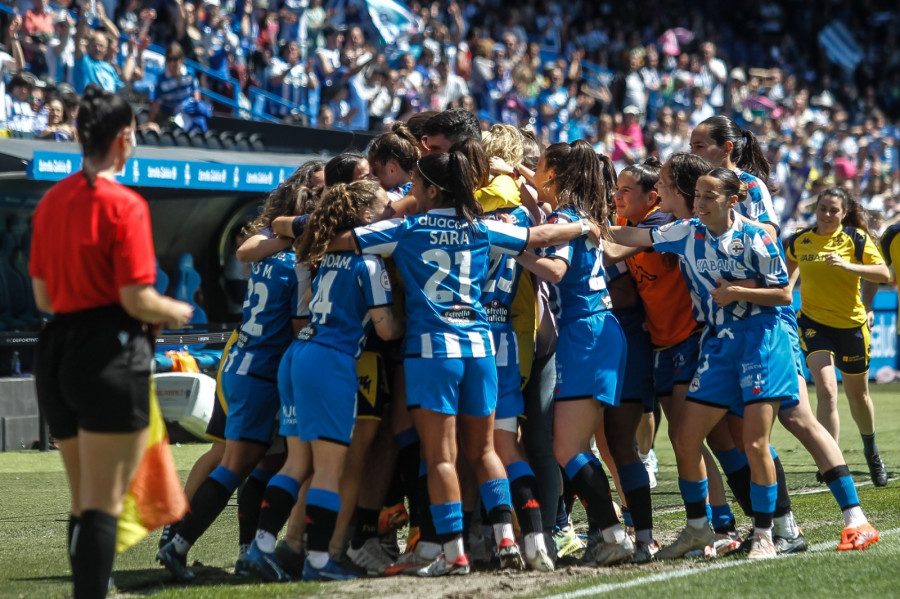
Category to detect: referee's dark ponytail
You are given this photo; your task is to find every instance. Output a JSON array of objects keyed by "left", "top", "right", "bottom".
[{"left": 76, "top": 84, "right": 134, "bottom": 160}]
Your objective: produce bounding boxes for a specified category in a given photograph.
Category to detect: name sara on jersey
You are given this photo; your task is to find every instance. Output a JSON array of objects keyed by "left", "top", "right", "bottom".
[
  {"left": 429, "top": 230, "right": 472, "bottom": 245},
  {"left": 418, "top": 215, "right": 474, "bottom": 245}
]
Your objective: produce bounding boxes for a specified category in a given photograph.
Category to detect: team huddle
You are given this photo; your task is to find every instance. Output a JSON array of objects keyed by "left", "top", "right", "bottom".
[{"left": 155, "top": 108, "right": 887, "bottom": 583}]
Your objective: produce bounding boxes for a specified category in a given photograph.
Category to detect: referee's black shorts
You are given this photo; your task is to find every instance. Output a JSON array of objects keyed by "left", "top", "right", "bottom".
[{"left": 35, "top": 305, "right": 153, "bottom": 439}]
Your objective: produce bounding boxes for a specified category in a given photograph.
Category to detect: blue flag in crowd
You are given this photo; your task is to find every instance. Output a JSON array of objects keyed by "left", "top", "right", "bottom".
[
  {"left": 365, "top": 0, "right": 421, "bottom": 45},
  {"left": 818, "top": 21, "right": 863, "bottom": 72}
]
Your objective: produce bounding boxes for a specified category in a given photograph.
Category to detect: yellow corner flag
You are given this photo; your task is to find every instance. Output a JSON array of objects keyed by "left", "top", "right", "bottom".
[{"left": 116, "top": 378, "right": 188, "bottom": 553}]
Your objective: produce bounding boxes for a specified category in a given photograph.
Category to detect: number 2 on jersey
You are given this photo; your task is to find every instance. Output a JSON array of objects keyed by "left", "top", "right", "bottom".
[
  {"left": 422, "top": 249, "right": 472, "bottom": 304},
  {"left": 241, "top": 281, "right": 270, "bottom": 336}
]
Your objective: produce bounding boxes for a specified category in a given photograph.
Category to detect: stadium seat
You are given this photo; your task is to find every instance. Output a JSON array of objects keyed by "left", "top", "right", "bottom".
[
  {"left": 248, "top": 132, "right": 265, "bottom": 151},
  {"left": 159, "top": 130, "right": 176, "bottom": 147},
  {"left": 155, "top": 257, "right": 169, "bottom": 296},
  {"left": 0, "top": 234, "right": 33, "bottom": 329},
  {"left": 140, "top": 128, "right": 161, "bottom": 146},
  {"left": 172, "top": 128, "right": 192, "bottom": 147},
  {"left": 174, "top": 253, "right": 208, "bottom": 325},
  {"left": 233, "top": 132, "right": 252, "bottom": 152},
  {"left": 188, "top": 129, "right": 207, "bottom": 148},
  {"left": 218, "top": 131, "right": 237, "bottom": 150},
  {"left": 204, "top": 130, "right": 223, "bottom": 149},
  {"left": 135, "top": 107, "right": 150, "bottom": 126}
]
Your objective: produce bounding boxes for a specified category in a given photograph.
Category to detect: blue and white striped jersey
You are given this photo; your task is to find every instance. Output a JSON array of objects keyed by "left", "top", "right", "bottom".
[
  {"left": 484, "top": 206, "right": 533, "bottom": 368},
  {"left": 224, "top": 249, "right": 302, "bottom": 380},
  {"left": 735, "top": 169, "right": 779, "bottom": 229},
  {"left": 354, "top": 208, "right": 530, "bottom": 359},
  {"left": 153, "top": 65, "right": 199, "bottom": 116},
  {"left": 266, "top": 58, "right": 313, "bottom": 117},
  {"left": 484, "top": 206, "right": 534, "bottom": 330},
  {"left": 539, "top": 208, "right": 612, "bottom": 326},
  {"left": 296, "top": 252, "right": 392, "bottom": 359},
  {"left": 650, "top": 213, "right": 788, "bottom": 328}
]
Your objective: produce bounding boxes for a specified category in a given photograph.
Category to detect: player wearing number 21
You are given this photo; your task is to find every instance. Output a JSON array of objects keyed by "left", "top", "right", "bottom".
[{"left": 331, "top": 150, "right": 602, "bottom": 575}]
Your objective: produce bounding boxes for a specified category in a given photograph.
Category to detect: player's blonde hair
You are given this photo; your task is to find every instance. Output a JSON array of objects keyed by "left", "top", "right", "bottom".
[{"left": 481, "top": 124, "right": 524, "bottom": 168}]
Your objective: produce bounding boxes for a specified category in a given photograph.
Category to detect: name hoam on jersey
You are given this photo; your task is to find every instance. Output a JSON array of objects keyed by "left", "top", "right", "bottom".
[{"left": 320, "top": 254, "right": 353, "bottom": 269}]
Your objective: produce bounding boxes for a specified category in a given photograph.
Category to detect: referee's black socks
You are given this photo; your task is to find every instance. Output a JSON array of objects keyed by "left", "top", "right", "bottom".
[
  {"left": 72, "top": 509, "right": 117, "bottom": 599},
  {"left": 68, "top": 514, "right": 80, "bottom": 573}
]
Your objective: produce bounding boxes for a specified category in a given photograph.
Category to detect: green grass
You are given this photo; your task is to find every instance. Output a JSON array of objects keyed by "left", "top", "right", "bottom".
[{"left": 1, "top": 385, "right": 899, "bottom": 598}]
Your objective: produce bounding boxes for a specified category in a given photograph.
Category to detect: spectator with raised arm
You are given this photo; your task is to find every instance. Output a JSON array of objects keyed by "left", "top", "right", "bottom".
[
  {"left": 73, "top": 2, "right": 131, "bottom": 94},
  {"left": 21, "top": 0, "right": 53, "bottom": 75},
  {"left": 45, "top": 10, "right": 75, "bottom": 85}
]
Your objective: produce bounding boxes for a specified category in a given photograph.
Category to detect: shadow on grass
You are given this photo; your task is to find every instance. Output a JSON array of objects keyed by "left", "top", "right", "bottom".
[{"left": 111, "top": 563, "right": 252, "bottom": 594}]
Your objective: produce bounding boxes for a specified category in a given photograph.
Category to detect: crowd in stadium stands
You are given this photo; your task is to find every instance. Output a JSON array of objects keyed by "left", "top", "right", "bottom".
[{"left": 1, "top": 0, "right": 898, "bottom": 235}]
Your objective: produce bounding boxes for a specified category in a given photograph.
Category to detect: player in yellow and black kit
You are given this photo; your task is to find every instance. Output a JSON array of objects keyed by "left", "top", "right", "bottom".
[{"left": 786, "top": 187, "right": 891, "bottom": 486}]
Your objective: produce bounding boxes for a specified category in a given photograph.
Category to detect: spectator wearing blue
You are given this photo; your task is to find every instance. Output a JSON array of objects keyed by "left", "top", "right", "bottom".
[
  {"left": 4, "top": 73, "right": 38, "bottom": 135},
  {"left": 536, "top": 65, "right": 569, "bottom": 144},
  {"left": 72, "top": 3, "right": 136, "bottom": 94},
  {"left": 200, "top": 0, "right": 238, "bottom": 74},
  {"left": 147, "top": 42, "right": 200, "bottom": 124},
  {"left": 314, "top": 23, "right": 344, "bottom": 86},
  {"left": 266, "top": 40, "right": 317, "bottom": 118}
]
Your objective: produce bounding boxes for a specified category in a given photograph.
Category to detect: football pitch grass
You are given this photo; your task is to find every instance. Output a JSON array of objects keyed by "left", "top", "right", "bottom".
[{"left": 1, "top": 384, "right": 899, "bottom": 599}]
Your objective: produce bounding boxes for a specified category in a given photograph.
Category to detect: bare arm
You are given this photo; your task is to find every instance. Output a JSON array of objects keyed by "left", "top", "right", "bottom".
[
  {"left": 786, "top": 256, "right": 800, "bottom": 292},
  {"left": 861, "top": 280, "right": 878, "bottom": 328},
  {"left": 9, "top": 17, "right": 25, "bottom": 71},
  {"left": 272, "top": 216, "right": 297, "bottom": 238},
  {"left": 32, "top": 279, "right": 52, "bottom": 313},
  {"left": 390, "top": 195, "right": 418, "bottom": 217},
  {"left": 119, "top": 284, "right": 194, "bottom": 328},
  {"left": 823, "top": 253, "right": 890, "bottom": 283},
  {"left": 369, "top": 305, "right": 404, "bottom": 340},
  {"left": 527, "top": 221, "right": 599, "bottom": 248},
  {"left": 515, "top": 251, "right": 568, "bottom": 284},
  {"left": 603, "top": 239, "right": 645, "bottom": 264},
  {"left": 147, "top": 99, "right": 160, "bottom": 123},
  {"left": 97, "top": 3, "right": 120, "bottom": 40},
  {"left": 709, "top": 279, "right": 792, "bottom": 307},
  {"left": 609, "top": 225, "right": 654, "bottom": 248},
  {"left": 74, "top": 15, "right": 88, "bottom": 60},
  {"left": 517, "top": 180, "right": 543, "bottom": 225},
  {"left": 235, "top": 233, "right": 292, "bottom": 264},
  {"left": 489, "top": 156, "right": 537, "bottom": 189}
]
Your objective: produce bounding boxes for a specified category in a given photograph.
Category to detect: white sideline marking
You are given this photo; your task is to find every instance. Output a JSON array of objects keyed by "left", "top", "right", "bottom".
[
  {"left": 649, "top": 476, "right": 899, "bottom": 517},
  {"left": 543, "top": 528, "right": 899, "bottom": 599}
]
